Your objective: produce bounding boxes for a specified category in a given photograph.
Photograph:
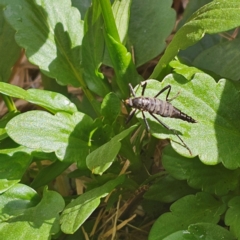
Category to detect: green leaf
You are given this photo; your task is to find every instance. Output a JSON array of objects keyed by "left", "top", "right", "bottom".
[
  {"left": 133, "top": 75, "right": 240, "bottom": 169},
  {"left": 177, "top": 0, "right": 213, "bottom": 29},
  {"left": 0, "top": 151, "right": 32, "bottom": 193},
  {"left": 151, "top": 0, "right": 240, "bottom": 78},
  {"left": 0, "top": 111, "right": 19, "bottom": 140},
  {"left": 60, "top": 175, "right": 125, "bottom": 234},
  {"left": 112, "top": 0, "right": 131, "bottom": 43},
  {"left": 86, "top": 125, "right": 137, "bottom": 175},
  {"left": 179, "top": 34, "right": 222, "bottom": 65},
  {"left": 149, "top": 192, "right": 226, "bottom": 240},
  {"left": 144, "top": 175, "right": 196, "bottom": 203},
  {"left": 6, "top": 111, "right": 94, "bottom": 164},
  {"left": 72, "top": 0, "right": 91, "bottom": 20},
  {"left": 99, "top": 0, "right": 141, "bottom": 98},
  {"left": 162, "top": 223, "right": 235, "bottom": 240},
  {"left": 187, "top": 223, "right": 235, "bottom": 240},
  {"left": 4, "top": 0, "right": 83, "bottom": 87},
  {"left": 31, "top": 161, "right": 72, "bottom": 189},
  {"left": 101, "top": 92, "right": 121, "bottom": 124},
  {"left": 0, "top": 184, "right": 40, "bottom": 222},
  {"left": 0, "top": 188, "right": 65, "bottom": 240},
  {"left": 169, "top": 59, "right": 204, "bottom": 80},
  {"left": 81, "top": 0, "right": 111, "bottom": 97},
  {"left": 193, "top": 38, "right": 240, "bottom": 81},
  {"left": 0, "top": 82, "right": 77, "bottom": 114},
  {"left": 105, "top": 34, "right": 141, "bottom": 98},
  {"left": 128, "top": 0, "right": 175, "bottom": 67},
  {"left": 162, "top": 146, "right": 240, "bottom": 195},
  {"left": 0, "top": 7, "right": 21, "bottom": 82},
  {"left": 225, "top": 196, "right": 240, "bottom": 239}
]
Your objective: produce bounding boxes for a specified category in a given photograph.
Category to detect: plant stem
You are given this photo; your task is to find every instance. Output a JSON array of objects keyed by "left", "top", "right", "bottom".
[{"left": 1, "top": 94, "right": 17, "bottom": 112}]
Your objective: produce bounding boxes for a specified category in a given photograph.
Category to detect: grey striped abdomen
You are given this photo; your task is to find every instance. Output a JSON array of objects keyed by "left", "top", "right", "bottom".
[{"left": 130, "top": 97, "right": 196, "bottom": 123}]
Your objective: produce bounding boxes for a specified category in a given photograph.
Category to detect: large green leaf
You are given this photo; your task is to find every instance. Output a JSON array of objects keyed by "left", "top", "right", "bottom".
[
  {"left": 4, "top": 0, "right": 83, "bottom": 87},
  {"left": 151, "top": 0, "right": 240, "bottom": 78},
  {"left": 177, "top": 0, "right": 213, "bottom": 29},
  {"left": 149, "top": 192, "right": 226, "bottom": 240},
  {"left": 60, "top": 175, "right": 125, "bottom": 234},
  {"left": 128, "top": 0, "right": 175, "bottom": 67},
  {"left": 193, "top": 38, "right": 240, "bottom": 81},
  {"left": 162, "top": 146, "right": 240, "bottom": 195},
  {"left": 0, "top": 82, "right": 77, "bottom": 114},
  {"left": 0, "top": 188, "right": 64, "bottom": 240},
  {"left": 178, "top": 34, "right": 222, "bottom": 65},
  {"left": 132, "top": 75, "right": 240, "bottom": 169},
  {"left": 6, "top": 111, "right": 94, "bottom": 164},
  {"left": 163, "top": 223, "right": 235, "bottom": 240},
  {"left": 0, "top": 7, "right": 21, "bottom": 82},
  {"left": 0, "top": 184, "right": 40, "bottom": 222}
]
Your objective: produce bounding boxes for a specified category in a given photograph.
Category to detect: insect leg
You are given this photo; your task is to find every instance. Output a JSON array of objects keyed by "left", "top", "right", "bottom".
[
  {"left": 142, "top": 111, "right": 150, "bottom": 132},
  {"left": 126, "top": 108, "right": 137, "bottom": 124},
  {"left": 154, "top": 85, "right": 171, "bottom": 98},
  {"left": 141, "top": 81, "right": 147, "bottom": 96},
  {"left": 154, "top": 85, "right": 180, "bottom": 102},
  {"left": 149, "top": 113, "right": 192, "bottom": 155},
  {"left": 128, "top": 83, "right": 136, "bottom": 97}
]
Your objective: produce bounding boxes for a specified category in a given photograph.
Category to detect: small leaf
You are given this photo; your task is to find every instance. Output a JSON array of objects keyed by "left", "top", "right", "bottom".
[
  {"left": 144, "top": 175, "right": 196, "bottom": 203},
  {"left": 82, "top": 1, "right": 111, "bottom": 96},
  {"left": 225, "top": 196, "right": 240, "bottom": 239},
  {"left": 101, "top": 92, "right": 121, "bottom": 124},
  {"left": 169, "top": 59, "right": 204, "bottom": 80},
  {"left": 105, "top": 34, "right": 141, "bottom": 98},
  {"left": 0, "top": 188, "right": 65, "bottom": 240},
  {"left": 30, "top": 161, "right": 72, "bottom": 189},
  {"left": 0, "top": 151, "right": 32, "bottom": 193},
  {"left": 0, "top": 111, "right": 19, "bottom": 140},
  {"left": 6, "top": 111, "right": 94, "bottom": 164},
  {"left": 0, "top": 82, "right": 77, "bottom": 114},
  {"left": 162, "top": 146, "right": 240, "bottom": 195},
  {"left": 149, "top": 192, "right": 226, "bottom": 240},
  {"left": 60, "top": 175, "right": 125, "bottom": 234},
  {"left": 0, "top": 184, "right": 40, "bottom": 222},
  {"left": 86, "top": 125, "right": 137, "bottom": 174}
]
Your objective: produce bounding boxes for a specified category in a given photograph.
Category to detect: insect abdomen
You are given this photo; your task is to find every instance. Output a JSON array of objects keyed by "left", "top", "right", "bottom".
[
  {"left": 130, "top": 97, "right": 197, "bottom": 123},
  {"left": 131, "top": 97, "right": 173, "bottom": 115}
]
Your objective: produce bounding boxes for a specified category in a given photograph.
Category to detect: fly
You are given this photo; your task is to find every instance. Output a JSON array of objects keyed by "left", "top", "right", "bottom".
[{"left": 124, "top": 81, "right": 197, "bottom": 155}]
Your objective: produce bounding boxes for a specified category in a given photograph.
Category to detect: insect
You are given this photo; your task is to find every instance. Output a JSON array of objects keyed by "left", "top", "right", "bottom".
[{"left": 124, "top": 81, "right": 197, "bottom": 155}]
